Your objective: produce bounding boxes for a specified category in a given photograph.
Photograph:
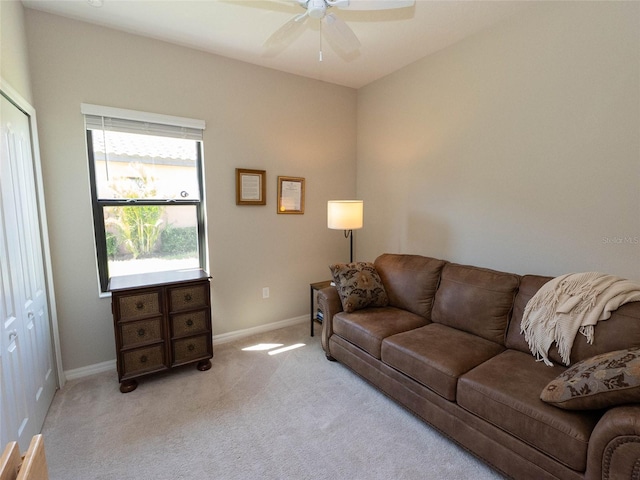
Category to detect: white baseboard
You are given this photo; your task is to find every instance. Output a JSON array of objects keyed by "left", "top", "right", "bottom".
[
  {"left": 212, "top": 314, "right": 307, "bottom": 345},
  {"left": 64, "top": 359, "right": 117, "bottom": 381},
  {"left": 63, "top": 315, "right": 309, "bottom": 381}
]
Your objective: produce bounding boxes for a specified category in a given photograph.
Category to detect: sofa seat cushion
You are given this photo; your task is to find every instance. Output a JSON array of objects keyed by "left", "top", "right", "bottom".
[
  {"left": 381, "top": 324, "right": 504, "bottom": 401},
  {"left": 333, "top": 307, "right": 428, "bottom": 359},
  {"left": 457, "top": 349, "right": 602, "bottom": 471}
]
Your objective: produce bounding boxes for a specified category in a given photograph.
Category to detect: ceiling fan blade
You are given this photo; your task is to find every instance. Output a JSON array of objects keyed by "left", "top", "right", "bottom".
[
  {"left": 323, "top": 13, "right": 361, "bottom": 54},
  {"left": 267, "top": 0, "right": 306, "bottom": 5},
  {"left": 331, "top": 0, "right": 415, "bottom": 10},
  {"left": 264, "top": 13, "right": 308, "bottom": 48}
]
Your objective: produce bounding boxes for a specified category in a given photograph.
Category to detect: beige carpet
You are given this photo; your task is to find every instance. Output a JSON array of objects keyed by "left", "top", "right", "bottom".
[{"left": 41, "top": 322, "right": 505, "bottom": 479}]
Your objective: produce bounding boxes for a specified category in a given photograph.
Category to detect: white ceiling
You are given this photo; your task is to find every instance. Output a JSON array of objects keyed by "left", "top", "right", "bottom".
[{"left": 21, "top": 0, "right": 532, "bottom": 89}]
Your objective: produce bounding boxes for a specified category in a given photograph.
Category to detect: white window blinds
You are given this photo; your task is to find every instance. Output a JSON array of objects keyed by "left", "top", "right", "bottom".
[{"left": 81, "top": 103, "right": 205, "bottom": 140}]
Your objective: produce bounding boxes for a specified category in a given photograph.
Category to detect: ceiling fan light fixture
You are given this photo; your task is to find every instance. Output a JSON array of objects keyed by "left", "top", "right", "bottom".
[{"left": 307, "top": 0, "right": 328, "bottom": 19}]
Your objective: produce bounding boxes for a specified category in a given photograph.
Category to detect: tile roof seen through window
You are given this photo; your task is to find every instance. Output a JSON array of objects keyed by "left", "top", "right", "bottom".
[{"left": 92, "top": 130, "right": 197, "bottom": 163}]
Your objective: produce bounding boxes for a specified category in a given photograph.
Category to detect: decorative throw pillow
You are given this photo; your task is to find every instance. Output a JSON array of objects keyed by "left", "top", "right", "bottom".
[
  {"left": 329, "top": 262, "right": 389, "bottom": 313},
  {"left": 540, "top": 347, "right": 640, "bottom": 410}
]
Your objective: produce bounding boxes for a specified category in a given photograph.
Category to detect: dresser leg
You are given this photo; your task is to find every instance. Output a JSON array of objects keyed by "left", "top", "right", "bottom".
[
  {"left": 197, "top": 359, "right": 212, "bottom": 371},
  {"left": 120, "top": 379, "right": 138, "bottom": 393}
]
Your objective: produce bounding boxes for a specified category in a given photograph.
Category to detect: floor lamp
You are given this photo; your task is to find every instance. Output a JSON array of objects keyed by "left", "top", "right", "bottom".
[{"left": 327, "top": 200, "right": 363, "bottom": 263}]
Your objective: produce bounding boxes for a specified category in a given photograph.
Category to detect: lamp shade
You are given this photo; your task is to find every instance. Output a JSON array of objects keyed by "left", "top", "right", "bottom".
[{"left": 327, "top": 200, "right": 363, "bottom": 230}]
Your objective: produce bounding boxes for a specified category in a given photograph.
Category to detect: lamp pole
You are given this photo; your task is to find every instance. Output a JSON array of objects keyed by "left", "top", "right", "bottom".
[{"left": 345, "top": 229, "right": 354, "bottom": 263}]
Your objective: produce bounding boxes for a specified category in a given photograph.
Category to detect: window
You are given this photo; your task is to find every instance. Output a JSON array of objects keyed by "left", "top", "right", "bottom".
[{"left": 82, "top": 104, "right": 207, "bottom": 292}]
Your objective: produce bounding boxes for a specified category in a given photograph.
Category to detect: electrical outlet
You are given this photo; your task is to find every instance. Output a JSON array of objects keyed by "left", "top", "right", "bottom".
[{"left": 262, "top": 287, "right": 270, "bottom": 299}]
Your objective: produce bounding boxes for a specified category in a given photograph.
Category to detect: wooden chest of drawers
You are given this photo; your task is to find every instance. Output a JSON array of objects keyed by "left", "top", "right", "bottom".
[{"left": 109, "top": 269, "right": 212, "bottom": 393}]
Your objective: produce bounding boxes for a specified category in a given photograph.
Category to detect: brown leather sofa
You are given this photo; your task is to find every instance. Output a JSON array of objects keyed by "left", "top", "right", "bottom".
[{"left": 318, "top": 253, "right": 640, "bottom": 480}]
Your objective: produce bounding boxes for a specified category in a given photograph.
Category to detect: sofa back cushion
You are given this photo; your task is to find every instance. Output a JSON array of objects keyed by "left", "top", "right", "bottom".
[
  {"left": 374, "top": 254, "right": 446, "bottom": 319},
  {"left": 507, "top": 274, "right": 640, "bottom": 365},
  {"left": 431, "top": 263, "right": 520, "bottom": 345},
  {"left": 506, "top": 275, "right": 554, "bottom": 357}
]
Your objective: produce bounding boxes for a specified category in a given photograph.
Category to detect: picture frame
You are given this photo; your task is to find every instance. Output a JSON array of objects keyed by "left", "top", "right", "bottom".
[
  {"left": 277, "top": 176, "right": 305, "bottom": 214},
  {"left": 236, "top": 168, "right": 266, "bottom": 205}
]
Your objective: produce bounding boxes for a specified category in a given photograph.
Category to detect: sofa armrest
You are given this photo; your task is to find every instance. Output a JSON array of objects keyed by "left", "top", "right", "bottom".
[
  {"left": 317, "top": 286, "right": 342, "bottom": 359},
  {"left": 585, "top": 405, "right": 640, "bottom": 480}
]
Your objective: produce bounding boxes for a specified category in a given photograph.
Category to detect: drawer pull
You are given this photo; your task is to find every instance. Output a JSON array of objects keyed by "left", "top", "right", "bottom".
[
  {"left": 184, "top": 294, "right": 192, "bottom": 302},
  {"left": 186, "top": 319, "right": 194, "bottom": 327},
  {"left": 140, "top": 355, "right": 148, "bottom": 363},
  {"left": 188, "top": 344, "right": 195, "bottom": 352},
  {"left": 137, "top": 328, "right": 146, "bottom": 337},
  {"left": 136, "top": 302, "right": 144, "bottom": 310}
]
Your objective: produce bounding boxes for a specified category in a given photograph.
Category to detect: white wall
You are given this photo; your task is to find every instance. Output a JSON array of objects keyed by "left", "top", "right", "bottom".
[
  {"left": 1, "top": 0, "right": 32, "bottom": 102},
  {"left": 24, "top": 9, "right": 357, "bottom": 372},
  {"left": 357, "top": 2, "right": 640, "bottom": 281}
]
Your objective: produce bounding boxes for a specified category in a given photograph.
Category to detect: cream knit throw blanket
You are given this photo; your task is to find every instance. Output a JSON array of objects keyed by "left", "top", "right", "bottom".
[{"left": 521, "top": 272, "right": 640, "bottom": 366}]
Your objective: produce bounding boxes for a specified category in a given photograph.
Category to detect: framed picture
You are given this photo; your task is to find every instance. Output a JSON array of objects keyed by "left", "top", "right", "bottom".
[
  {"left": 277, "top": 176, "right": 305, "bottom": 214},
  {"left": 236, "top": 168, "right": 266, "bottom": 205}
]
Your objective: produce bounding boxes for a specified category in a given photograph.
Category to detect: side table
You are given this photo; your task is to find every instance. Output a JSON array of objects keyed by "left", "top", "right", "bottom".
[{"left": 310, "top": 280, "right": 333, "bottom": 337}]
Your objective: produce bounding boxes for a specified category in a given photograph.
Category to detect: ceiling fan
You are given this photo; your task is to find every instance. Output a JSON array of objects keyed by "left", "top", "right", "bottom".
[{"left": 264, "top": 0, "right": 415, "bottom": 56}]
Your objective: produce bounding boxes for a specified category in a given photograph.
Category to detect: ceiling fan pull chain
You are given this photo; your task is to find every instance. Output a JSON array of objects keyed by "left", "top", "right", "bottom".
[{"left": 319, "top": 20, "right": 323, "bottom": 62}]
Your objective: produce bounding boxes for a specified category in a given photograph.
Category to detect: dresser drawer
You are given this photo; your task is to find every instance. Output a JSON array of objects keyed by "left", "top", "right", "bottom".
[
  {"left": 120, "top": 317, "right": 163, "bottom": 348},
  {"left": 118, "top": 291, "right": 161, "bottom": 320},
  {"left": 121, "top": 344, "right": 167, "bottom": 378},
  {"left": 172, "top": 334, "right": 210, "bottom": 366},
  {"left": 168, "top": 283, "right": 208, "bottom": 312},
  {"left": 171, "top": 310, "right": 209, "bottom": 338}
]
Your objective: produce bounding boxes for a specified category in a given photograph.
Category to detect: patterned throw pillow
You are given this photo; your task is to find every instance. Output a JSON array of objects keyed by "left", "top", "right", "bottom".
[
  {"left": 329, "top": 262, "right": 389, "bottom": 313},
  {"left": 541, "top": 347, "right": 640, "bottom": 410}
]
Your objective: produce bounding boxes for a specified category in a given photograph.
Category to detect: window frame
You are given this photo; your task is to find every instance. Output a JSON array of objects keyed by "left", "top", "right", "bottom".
[{"left": 84, "top": 111, "right": 207, "bottom": 293}]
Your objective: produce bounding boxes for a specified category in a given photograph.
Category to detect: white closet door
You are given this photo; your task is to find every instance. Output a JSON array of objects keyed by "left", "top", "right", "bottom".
[
  {"left": 0, "top": 92, "right": 56, "bottom": 451},
  {"left": 9, "top": 93, "right": 56, "bottom": 434}
]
